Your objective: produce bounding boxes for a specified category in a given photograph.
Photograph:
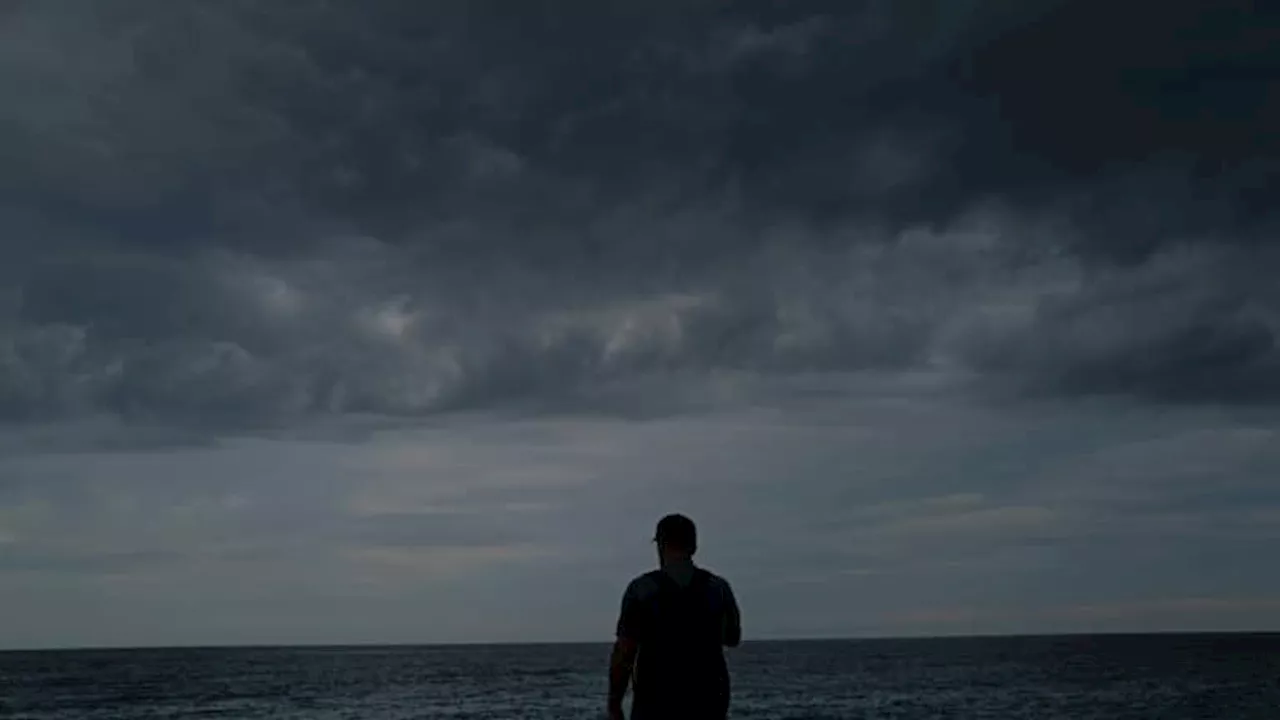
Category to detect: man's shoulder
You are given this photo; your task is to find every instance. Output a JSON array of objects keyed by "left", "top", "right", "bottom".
[
  {"left": 624, "top": 570, "right": 666, "bottom": 599},
  {"left": 699, "top": 568, "right": 734, "bottom": 595},
  {"left": 624, "top": 567, "right": 734, "bottom": 598}
]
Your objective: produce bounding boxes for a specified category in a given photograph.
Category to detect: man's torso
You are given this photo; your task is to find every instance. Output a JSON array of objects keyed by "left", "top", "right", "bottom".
[{"left": 618, "top": 564, "right": 733, "bottom": 719}]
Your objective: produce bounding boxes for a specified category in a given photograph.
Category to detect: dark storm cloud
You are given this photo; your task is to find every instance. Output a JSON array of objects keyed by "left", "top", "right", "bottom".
[
  {"left": 968, "top": 245, "right": 1280, "bottom": 404},
  {"left": 2, "top": 0, "right": 1277, "bottom": 433},
  {"left": 6, "top": 0, "right": 1273, "bottom": 243}
]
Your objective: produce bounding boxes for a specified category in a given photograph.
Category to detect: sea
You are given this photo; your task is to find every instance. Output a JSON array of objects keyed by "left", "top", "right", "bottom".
[{"left": 2, "top": 634, "right": 1277, "bottom": 719}]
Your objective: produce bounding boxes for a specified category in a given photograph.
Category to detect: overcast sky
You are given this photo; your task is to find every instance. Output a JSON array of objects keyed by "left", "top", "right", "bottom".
[{"left": 2, "top": 0, "right": 1279, "bottom": 649}]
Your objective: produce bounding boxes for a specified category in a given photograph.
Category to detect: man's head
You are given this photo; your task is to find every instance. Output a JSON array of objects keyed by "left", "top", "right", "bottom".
[{"left": 654, "top": 513, "right": 697, "bottom": 563}]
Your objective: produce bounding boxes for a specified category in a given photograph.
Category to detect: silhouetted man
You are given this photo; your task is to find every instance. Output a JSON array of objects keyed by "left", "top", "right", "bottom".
[{"left": 607, "top": 513, "right": 741, "bottom": 720}]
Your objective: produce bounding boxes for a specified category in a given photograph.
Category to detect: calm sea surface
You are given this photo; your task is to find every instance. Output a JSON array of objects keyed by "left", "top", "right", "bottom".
[{"left": 2, "top": 634, "right": 1277, "bottom": 719}]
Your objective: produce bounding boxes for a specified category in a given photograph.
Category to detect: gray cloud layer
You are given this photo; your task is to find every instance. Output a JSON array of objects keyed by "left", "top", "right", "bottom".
[
  {"left": 3, "top": 397, "right": 1277, "bottom": 647},
  {"left": 2, "top": 0, "right": 1277, "bottom": 436}
]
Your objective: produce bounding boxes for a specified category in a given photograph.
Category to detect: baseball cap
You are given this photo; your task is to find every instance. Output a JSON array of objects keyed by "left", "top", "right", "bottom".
[{"left": 653, "top": 513, "right": 697, "bottom": 548}]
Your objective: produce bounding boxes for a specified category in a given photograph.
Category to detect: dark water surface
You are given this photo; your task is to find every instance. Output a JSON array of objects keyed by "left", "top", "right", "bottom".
[{"left": 3, "top": 634, "right": 1277, "bottom": 719}]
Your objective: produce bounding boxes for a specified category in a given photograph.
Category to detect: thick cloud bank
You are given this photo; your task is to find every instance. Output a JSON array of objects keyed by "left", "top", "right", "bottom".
[{"left": 2, "top": 0, "right": 1277, "bottom": 435}]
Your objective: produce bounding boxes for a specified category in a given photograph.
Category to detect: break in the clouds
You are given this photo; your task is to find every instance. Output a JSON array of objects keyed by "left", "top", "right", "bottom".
[{"left": 1, "top": 0, "right": 1278, "bottom": 648}]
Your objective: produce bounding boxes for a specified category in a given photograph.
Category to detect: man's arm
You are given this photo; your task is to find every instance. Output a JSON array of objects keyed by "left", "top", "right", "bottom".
[
  {"left": 608, "top": 581, "right": 643, "bottom": 714},
  {"left": 722, "top": 579, "right": 742, "bottom": 648},
  {"left": 608, "top": 636, "right": 638, "bottom": 712}
]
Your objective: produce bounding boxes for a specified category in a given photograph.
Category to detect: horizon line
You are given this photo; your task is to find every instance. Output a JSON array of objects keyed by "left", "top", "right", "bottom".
[{"left": 4, "top": 628, "right": 1278, "bottom": 654}]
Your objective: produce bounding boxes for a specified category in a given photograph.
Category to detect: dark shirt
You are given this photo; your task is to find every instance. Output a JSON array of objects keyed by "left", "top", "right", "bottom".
[{"left": 616, "top": 561, "right": 741, "bottom": 719}]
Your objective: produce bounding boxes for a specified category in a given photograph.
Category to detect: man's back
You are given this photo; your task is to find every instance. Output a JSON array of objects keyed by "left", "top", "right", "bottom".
[
  {"left": 608, "top": 514, "right": 741, "bottom": 720},
  {"left": 616, "top": 562, "right": 741, "bottom": 719}
]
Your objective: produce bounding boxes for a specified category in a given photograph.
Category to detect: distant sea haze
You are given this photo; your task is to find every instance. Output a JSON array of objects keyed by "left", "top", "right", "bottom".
[{"left": 3, "top": 634, "right": 1277, "bottom": 718}]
